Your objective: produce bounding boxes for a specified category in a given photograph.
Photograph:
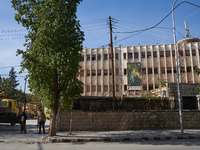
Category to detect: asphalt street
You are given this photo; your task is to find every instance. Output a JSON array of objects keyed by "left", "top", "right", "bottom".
[{"left": 1, "top": 139, "right": 200, "bottom": 150}]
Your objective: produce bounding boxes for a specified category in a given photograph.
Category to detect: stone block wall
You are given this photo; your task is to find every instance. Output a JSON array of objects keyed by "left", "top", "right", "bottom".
[{"left": 57, "top": 111, "right": 200, "bottom": 131}]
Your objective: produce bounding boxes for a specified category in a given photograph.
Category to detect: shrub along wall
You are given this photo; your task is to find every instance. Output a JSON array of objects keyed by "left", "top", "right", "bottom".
[{"left": 56, "top": 110, "right": 200, "bottom": 131}]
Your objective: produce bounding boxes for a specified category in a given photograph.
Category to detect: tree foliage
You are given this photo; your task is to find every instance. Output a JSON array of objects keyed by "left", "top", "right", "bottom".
[
  {"left": 11, "top": 0, "right": 84, "bottom": 136},
  {"left": 194, "top": 67, "right": 200, "bottom": 92},
  {"left": 0, "top": 73, "right": 25, "bottom": 102},
  {"left": 9, "top": 67, "right": 19, "bottom": 88}
]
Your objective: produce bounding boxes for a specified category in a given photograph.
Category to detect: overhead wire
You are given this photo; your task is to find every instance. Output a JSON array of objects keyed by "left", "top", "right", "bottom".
[
  {"left": 113, "top": 1, "right": 200, "bottom": 43},
  {"left": 113, "top": 1, "right": 200, "bottom": 34}
]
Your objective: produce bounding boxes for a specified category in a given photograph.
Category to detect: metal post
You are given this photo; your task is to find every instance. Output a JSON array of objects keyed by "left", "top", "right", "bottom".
[
  {"left": 109, "top": 16, "right": 115, "bottom": 110},
  {"left": 172, "top": 0, "right": 183, "bottom": 135},
  {"left": 24, "top": 76, "right": 27, "bottom": 113}
]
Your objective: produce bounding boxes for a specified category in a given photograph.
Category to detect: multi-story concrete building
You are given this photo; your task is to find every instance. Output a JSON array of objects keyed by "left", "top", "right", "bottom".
[{"left": 78, "top": 38, "right": 200, "bottom": 98}]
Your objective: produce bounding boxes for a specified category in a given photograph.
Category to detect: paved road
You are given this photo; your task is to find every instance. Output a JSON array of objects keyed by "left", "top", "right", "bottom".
[{"left": 0, "top": 139, "right": 200, "bottom": 150}]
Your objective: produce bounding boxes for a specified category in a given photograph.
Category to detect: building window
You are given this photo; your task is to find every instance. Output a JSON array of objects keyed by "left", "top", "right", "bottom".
[
  {"left": 87, "top": 55, "right": 90, "bottom": 61},
  {"left": 97, "top": 69, "right": 101, "bottom": 76},
  {"left": 80, "top": 70, "right": 84, "bottom": 76},
  {"left": 179, "top": 51, "right": 183, "bottom": 56},
  {"left": 81, "top": 56, "right": 84, "bottom": 61},
  {"left": 104, "top": 69, "right": 108, "bottom": 76},
  {"left": 81, "top": 88, "right": 84, "bottom": 93},
  {"left": 185, "top": 50, "right": 190, "bottom": 56},
  {"left": 166, "top": 51, "right": 170, "bottom": 57},
  {"left": 143, "top": 85, "right": 147, "bottom": 91},
  {"left": 161, "top": 67, "right": 165, "bottom": 74},
  {"left": 142, "top": 68, "right": 146, "bottom": 74},
  {"left": 167, "top": 67, "right": 172, "bottom": 73},
  {"left": 148, "top": 68, "right": 152, "bottom": 74},
  {"left": 92, "top": 70, "right": 96, "bottom": 76},
  {"left": 180, "top": 67, "right": 185, "bottom": 73},
  {"left": 98, "top": 54, "right": 101, "bottom": 60},
  {"left": 193, "top": 66, "right": 197, "bottom": 71},
  {"left": 116, "top": 85, "right": 119, "bottom": 91},
  {"left": 134, "top": 53, "right": 138, "bottom": 59},
  {"left": 92, "top": 55, "right": 96, "bottom": 61},
  {"left": 160, "top": 51, "right": 164, "bottom": 57},
  {"left": 124, "top": 69, "right": 127, "bottom": 75},
  {"left": 92, "top": 85, "right": 96, "bottom": 92},
  {"left": 123, "top": 53, "right": 126, "bottom": 59},
  {"left": 104, "top": 85, "right": 108, "bottom": 92},
  {"left": 192, "top": 50, "right": 196, "bottom": 56},
  {"left": 147, "top": 52, "right": 151, "bottom": 58},
  {"left": 87, "top": 70, "right": 90, "bottom": 76},
  {"left": 115, "top": 54, "right": 118, "bottom": 60},
  {"left": 153, "top": 52, "right": 157, "bottom": 58},
  {"left": 86, "top": 86, "right": 90, "bottom": 92},
  {"left": 116, "top": 69, "right": 119, "bottom": 75},
  {"left": 124, "top": 85, "right": 127, "bottom": 91},
  {"left": 97, "top": 85, "right": 101, "bottom": 92},
  {"left": 172, "top": 51, "right": 175, "bottom": 57},
  {"left": 109, "top": 54, "right": 112, "bottom": 60},
  {"left": 149, "top": 85, "right": 153, "bottom": 90},
  {"left": 141, "top": 52, "right": 145, "bottom": 58},
  {"left": 128, "top": 53, "right": 133, "bottom": 59},
  {"left": 104, "top": 54, "right": 108, "bottom": 60},
  {"left": 173, "top": 67, "right": 177, "bottom": 73},
  {"left": 187, "top": 66, "right": 191, "bottom": 72},
  {"left": 109, "top": 69, "right": 112, "bottom": 75},
  {"left": 154, "top": 68, "right": 158, "bottom": 74}
]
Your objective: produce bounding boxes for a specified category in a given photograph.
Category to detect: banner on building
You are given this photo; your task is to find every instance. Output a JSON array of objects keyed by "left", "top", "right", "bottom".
[{"left": 127, "top": 62, "right": 142, "bottom": 90}]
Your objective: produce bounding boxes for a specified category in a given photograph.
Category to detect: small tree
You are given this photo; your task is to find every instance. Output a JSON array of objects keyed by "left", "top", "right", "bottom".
[
  {"left": 194, "top": 68, "right": 200, "bottom": 92},
  {"left": 9, "top": 67, "right": 19, "bottom": 88},
  {"left": 12, "top": 0, "right": 84, "bottom": 136}
]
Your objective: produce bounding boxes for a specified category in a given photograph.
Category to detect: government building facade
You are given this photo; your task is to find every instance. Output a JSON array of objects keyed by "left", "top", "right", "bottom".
[{"left": 78, "top": 38, "right": 200, "bottom": 99}]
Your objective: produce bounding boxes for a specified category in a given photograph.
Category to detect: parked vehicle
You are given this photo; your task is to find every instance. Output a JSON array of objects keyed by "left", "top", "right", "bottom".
[{"left": 0, "top": 92, "right": 19, "bottom": 126}]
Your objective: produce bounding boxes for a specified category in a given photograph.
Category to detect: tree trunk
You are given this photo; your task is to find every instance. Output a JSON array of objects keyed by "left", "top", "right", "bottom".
[
  {"left": 49, "top": 96, "right": 59, "bottom": 136},
  {"left": 49, "top": 70, "right": 59, "bottom": 136}
]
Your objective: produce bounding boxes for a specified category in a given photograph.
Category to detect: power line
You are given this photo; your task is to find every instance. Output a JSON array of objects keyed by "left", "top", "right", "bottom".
[{"left": 113, "top": 1, "right": 200, "bottom": 34}]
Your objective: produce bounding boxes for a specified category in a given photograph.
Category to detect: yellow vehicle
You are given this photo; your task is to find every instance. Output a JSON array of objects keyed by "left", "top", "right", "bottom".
[
  {"left": 20, "top": 103, "right": 41, "bottom": 119},
  {"left": 0, "top": 99, "right": 19, "bottom": 126}
]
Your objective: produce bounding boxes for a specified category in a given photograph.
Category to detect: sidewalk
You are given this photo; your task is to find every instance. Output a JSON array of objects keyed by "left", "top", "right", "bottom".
[{"left": 1, "top": 129, "right": 200, "bottom": 143}]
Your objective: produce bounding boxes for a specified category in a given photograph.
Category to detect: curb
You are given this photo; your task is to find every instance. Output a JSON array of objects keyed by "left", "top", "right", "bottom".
[{"left": 48, "top": 135, "right": 200, "bottom": 143}]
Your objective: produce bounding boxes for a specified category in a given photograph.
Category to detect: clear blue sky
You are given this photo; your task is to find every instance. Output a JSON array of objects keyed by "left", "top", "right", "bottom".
[{"left": 0, "top": 0, "right": 200, "bottom": 93}]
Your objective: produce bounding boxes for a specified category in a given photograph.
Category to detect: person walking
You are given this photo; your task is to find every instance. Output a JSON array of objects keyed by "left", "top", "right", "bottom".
[
  {"left": 37, "top": 110, "right": 46, "bottom": 134},
  {"left": 18, "top": 111, "right": 27, "bottom": 134}
]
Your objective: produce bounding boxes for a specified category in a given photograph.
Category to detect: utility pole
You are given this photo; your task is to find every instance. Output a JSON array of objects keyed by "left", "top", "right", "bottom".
[
  {"left": 109, "top": 16, "right": 115, "bottom": 110},
  {"left": 172, "top": 0, "right": 183, "bottom": 135},
  {"left": 24, "top": 75, "right": 27, "bottom": 114}
]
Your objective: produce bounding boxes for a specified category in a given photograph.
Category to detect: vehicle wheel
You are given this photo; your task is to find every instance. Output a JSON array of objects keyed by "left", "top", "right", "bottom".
[{"left": 11, "top": 123, "right": 16, "bottom": 126}]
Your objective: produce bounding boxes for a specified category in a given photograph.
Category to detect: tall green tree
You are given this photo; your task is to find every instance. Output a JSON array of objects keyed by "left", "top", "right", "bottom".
[
  {"left": 11, "top": 0, "right": 84, "bottom": 136},
  {"left": 9, "top": 67, "right": 19, "bottom": 88}
]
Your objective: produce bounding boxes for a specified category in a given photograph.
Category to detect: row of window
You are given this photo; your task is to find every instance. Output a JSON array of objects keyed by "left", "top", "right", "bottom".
[
  {"left": 80, "top": 69, "right": 119, "bottom": 76},
  {"left": 81, "top": 50, "right": 198, "bottom": 61},
  {"left": 84, "top": 84, "right": 161, "bottom": 92},
  {"left": 142, "top": 66, "right": 196, "bottom": 74},
  {"left": 83, "top": 54, "right": 119, "bottom": 61},
  {"left": 80, "top": 66, "right": 196, "bottom": 77},
  {"left": 84, "top": 85, "right": 127, "bottom": 92}
]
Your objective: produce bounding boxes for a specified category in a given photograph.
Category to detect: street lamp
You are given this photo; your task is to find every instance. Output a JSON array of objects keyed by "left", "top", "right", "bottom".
[{"left": 172, "top": 0, "right": 183, "bottom": 135}]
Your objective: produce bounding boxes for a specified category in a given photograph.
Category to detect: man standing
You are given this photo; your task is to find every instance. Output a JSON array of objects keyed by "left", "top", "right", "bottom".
[
  {"left": 18, "top": 111, "right": 27, "bottom": 134},
  {"left": 37, "top": 110, "right": 46, "bottom": 134}
]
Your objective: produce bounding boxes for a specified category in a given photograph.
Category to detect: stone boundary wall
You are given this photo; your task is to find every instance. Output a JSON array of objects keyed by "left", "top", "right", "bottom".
[{"left": 57, "top": 111, "right": 200, "bottom": 131}]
